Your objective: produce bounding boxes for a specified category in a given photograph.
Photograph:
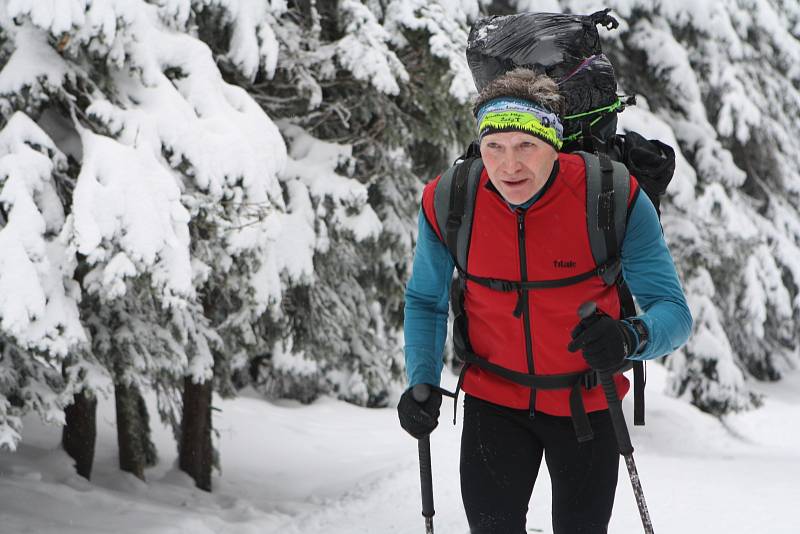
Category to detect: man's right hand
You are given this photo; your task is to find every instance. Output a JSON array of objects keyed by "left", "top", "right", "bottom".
[{"left": 397, "top": 385, "right": 442, "bottom": 439}]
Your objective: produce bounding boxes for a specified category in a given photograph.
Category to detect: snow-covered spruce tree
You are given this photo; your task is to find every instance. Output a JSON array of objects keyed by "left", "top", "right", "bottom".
[
  {"left": 0, "top": 110, "right": 88, "bottom": 452},
  {"left": 0, "top": 2, "right": 186, "bottom": 478},
  {"left": 194, "top": 0, "right": 480, "bottom": 406},
  {"left": 0, "top": 0, "right": 291, "bottom": 488},
  {"left": 0, "top": 108, "right": 99, "bottom": 476},
  {"left": 537, "top": 0, "right": 800, "bottom": 414}
]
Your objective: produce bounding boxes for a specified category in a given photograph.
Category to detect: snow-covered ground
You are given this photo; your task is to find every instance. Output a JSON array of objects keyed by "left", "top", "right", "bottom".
[{"left": 1, "top": 363, "right": 798, "bottom": 534}]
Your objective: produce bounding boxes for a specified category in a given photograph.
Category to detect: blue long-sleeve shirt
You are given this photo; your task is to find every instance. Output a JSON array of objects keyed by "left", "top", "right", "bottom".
[{"left": 403, "top": 187, "right": 693, "bottom": 388}]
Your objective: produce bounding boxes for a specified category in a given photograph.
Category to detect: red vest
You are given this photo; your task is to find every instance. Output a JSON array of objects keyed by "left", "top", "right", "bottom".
[{"left": 422, "top": 152, "right": 639, "bottom": 415}]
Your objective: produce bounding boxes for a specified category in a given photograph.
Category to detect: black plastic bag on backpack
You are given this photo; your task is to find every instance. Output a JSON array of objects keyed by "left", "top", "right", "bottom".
[
  {"left": 468, "top": 12, "right": 604, "bottom": 89},
  {"left": 559, "top": 55, "right": 617, "bottom": 115},
  {"left": 467, "top": 11, "right": 620, "bottom": 130}
]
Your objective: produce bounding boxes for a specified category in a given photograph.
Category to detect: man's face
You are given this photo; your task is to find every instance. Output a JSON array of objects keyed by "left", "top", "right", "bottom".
[{"left": 480, "top": 131, "right": 558, "bottom": 205}]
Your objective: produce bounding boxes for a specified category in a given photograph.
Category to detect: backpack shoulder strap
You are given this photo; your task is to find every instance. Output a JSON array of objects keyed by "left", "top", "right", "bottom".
[
  {"left": 578, "top": 150, "right": 630, "bottom": 286},
  {"left": 432, "top": 157, "right": 484, "bottom": 271},
  {"left": 579, "top": 150, "right": 646, "bottom": 426}
]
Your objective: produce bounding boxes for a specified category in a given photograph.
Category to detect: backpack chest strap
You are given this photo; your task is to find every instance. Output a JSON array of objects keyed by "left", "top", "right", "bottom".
[{"left": 457, "top": 258, "right": 621, "bottom": 293}]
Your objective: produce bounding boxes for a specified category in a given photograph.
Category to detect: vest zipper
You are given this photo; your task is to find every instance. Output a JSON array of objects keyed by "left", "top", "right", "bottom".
[{"left": 516, "top": 210, "right": 536, "bottom": 418}]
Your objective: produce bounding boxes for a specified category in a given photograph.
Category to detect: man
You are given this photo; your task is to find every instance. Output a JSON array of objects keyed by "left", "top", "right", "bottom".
[{"left": 397, "top": 69, "right": 692, "bottom": 533}]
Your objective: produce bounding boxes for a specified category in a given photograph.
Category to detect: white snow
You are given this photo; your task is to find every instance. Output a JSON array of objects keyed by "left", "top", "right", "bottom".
[
  {"left": 0, "top": 113, "right": 85, "bottom": 359},
  {"left": 1, "top": 364, "right": 798, "bottom": 533},
  {"left": 0, "top": 25, "right": 70, "bottom": 96},
  {"left": 383, "top": 0, "right": 477, "bottom": 102},
  {"left": 71, "top": 127, "right": 194, "bottom": 302},
  {"left": 281, "top": 123, "right": 383, "bottom": 243},
  {"left": 333, "top": 0, "right": 410, "bottom": 96}
]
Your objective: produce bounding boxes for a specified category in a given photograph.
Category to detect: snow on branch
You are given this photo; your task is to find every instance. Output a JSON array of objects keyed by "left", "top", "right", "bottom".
[
  {"left": 384, "top": 0, "right": 477, "bottom": 102},
  {"left": 0, "top": 112, "right": 85, "bottom": 356}
]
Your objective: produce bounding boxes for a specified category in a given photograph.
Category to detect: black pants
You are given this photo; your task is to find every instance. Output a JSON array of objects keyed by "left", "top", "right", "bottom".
[{"left": 460, "top": 394, "right": 620, "bottom": 534}]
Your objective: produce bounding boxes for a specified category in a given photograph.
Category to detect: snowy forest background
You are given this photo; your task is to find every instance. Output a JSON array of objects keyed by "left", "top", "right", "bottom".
[{"left": 1, "top": 0, "right": 799, "bottom": 495}]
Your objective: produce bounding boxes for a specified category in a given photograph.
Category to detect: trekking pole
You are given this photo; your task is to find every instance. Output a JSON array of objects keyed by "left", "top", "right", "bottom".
[
  {"left": 412, "top": 384, "right": 435, "bottom": 534},
  {"left": 578, "top": 302, "right": 655, "bottom": 534}
]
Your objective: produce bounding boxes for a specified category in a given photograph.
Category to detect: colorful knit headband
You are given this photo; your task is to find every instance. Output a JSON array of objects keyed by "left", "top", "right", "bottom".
[{"left": 476, "top": 98, "right": 564, "bottom": 151}]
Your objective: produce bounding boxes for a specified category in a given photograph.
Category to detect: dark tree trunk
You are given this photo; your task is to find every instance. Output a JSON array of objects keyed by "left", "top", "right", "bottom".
[
  {"left": 114, "top": 381, "right": 157, "bottom": 480},
  {"left": 179, "top": 376, "right": 213, "bottom": 491},
  {"left": 62, "top": 390, "right": 97, "bottom": 480}
]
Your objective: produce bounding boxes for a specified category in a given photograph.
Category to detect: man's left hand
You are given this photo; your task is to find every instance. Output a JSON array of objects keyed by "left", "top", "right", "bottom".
[{"left": 567, "top": 314, "right": 634, "bottom": 372}]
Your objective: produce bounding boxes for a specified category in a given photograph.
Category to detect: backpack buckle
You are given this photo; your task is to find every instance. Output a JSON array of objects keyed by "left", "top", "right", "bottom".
[
  {"left": 582, "top": 371, "right": 599, "bottom": 390},
  {"left": 597, "top": 258, "right": 621, "bottom": 286}
]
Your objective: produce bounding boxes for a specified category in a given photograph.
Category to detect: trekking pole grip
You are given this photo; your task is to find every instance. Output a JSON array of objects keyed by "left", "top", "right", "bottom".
[
  {"left": 412, "top": 385, "right": 435, "bottom": 523},
  {"left": 578, "top": 302, "right": 634, "bottom": 456}
]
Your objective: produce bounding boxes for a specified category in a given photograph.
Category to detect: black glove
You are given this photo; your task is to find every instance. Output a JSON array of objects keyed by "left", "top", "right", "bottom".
[
  {"left": 567, "top": 313, "right": 634, "bottom": 372},
  {"left": 397, "top": 385, "right": 442, "bottom": 439}
]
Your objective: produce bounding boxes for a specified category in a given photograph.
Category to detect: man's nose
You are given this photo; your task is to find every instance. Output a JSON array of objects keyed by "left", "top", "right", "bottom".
[{"left": 502, "top": 150, "right": 523, "bottom": 171}]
